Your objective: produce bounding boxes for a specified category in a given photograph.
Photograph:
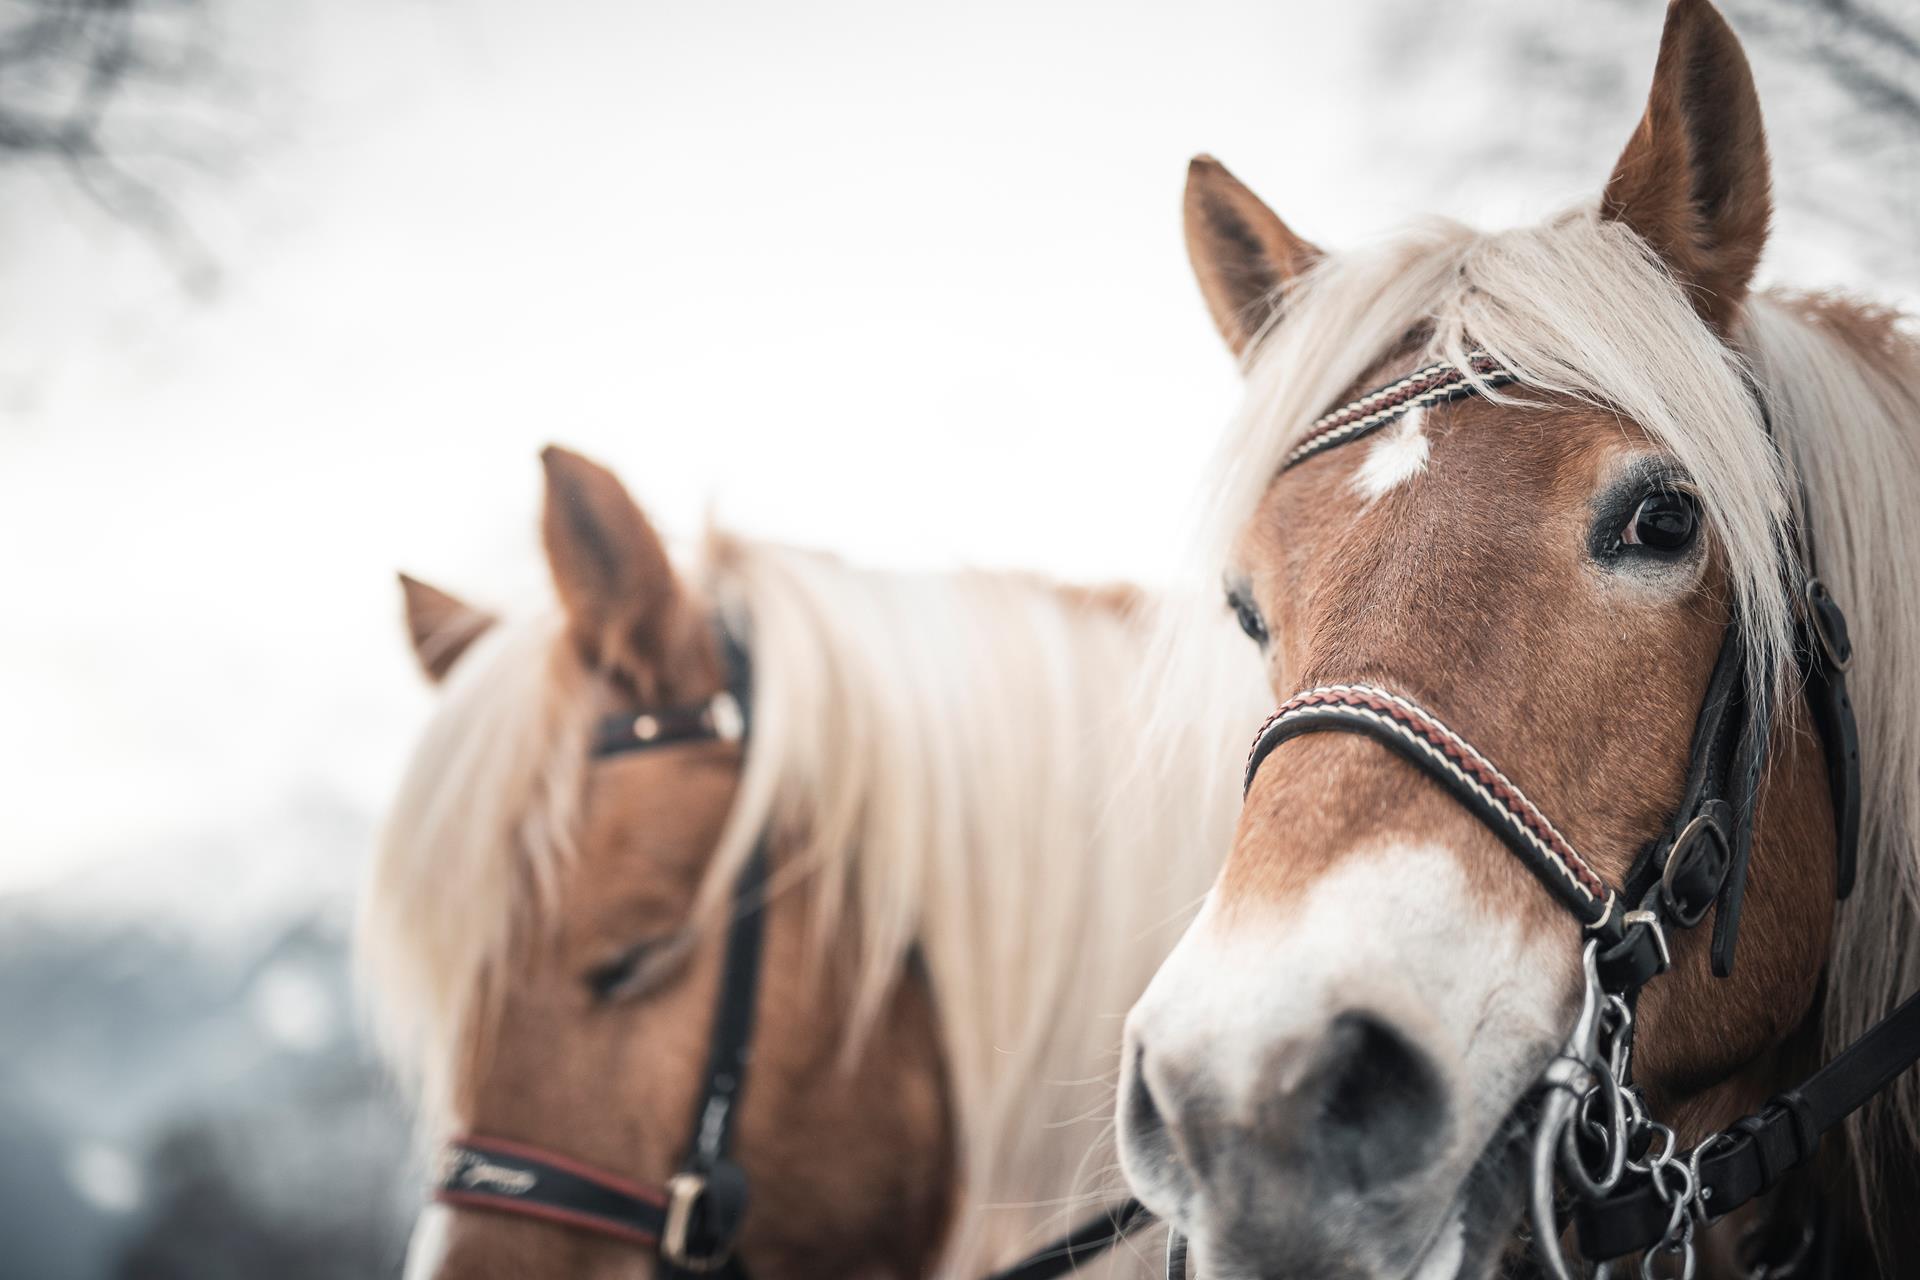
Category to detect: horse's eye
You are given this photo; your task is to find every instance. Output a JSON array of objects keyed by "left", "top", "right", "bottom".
[
  {"left": 1228, "top": 589, "right": 1269, "bottom": 646},
  {"left": 1622, "top": 490, "right": 1698, "bottom": 552},
  {"left": 586, "top": 940, "right": 662, "bottom": 1001}
]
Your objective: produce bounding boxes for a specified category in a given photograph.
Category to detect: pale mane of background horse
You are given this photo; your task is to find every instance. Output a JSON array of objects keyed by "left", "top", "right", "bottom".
[
  {"left": 1155, "top": 207, "right": 1920, "bottom": 1250},
  {"left": 362, "top": 526, "right": 1265, "bottom": 1274}
]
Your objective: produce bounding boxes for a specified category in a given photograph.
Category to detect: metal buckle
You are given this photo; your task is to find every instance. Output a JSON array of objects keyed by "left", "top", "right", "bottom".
[
  {"left": 1660, "top": 810, "right": 1729, "bottom": 928},
  {"left": 661, "top": 1172, "right": 732, "bottom": 1272},
  {"left": 1803, "top": 578, "right": 1853, "bottom": 673}
]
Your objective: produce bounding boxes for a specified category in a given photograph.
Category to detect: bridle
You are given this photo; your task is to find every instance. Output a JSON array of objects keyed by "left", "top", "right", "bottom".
[
  {"left": 434, "top": 626, "right": 766, "bottom": 1278},
  {"left": 426, "top": 624, "right": 1150, "bottom": 1279},
  {"left": 1190, "top": 352, "right": 1920, "bottom": 1279}
]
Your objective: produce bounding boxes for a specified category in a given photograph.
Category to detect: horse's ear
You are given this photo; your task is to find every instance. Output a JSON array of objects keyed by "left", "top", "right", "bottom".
[
  {"left": 1184, "top": 155, "right": 1322, "bottom": 361},
  {"left": 399, "top": 573, "right": 496, "bottom": 683},
  {"left": 539, "top": 444, "right": 684, "bottom": 675},
  {"left": 1601, "top": 0, "right": 1770, "bottom": 334}
]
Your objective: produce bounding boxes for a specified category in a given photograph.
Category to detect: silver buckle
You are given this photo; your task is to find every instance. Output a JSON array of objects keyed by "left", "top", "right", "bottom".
[
  {"left": 1660, "top": 810, "right": 1728, "bottom": 928},
  {"left": 661, "top": 1173, "right": 732, "bottom": 1272}
]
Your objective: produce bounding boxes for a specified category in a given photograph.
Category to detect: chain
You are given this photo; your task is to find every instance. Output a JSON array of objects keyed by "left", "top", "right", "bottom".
[{"left": 1530, "top": 942, "right": 1717, "bottom": 1280}]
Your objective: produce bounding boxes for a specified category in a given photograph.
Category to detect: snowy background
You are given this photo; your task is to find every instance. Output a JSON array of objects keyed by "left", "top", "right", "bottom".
[{"left": 1, "top": 2, "right": 1913, "bottom": 1275}]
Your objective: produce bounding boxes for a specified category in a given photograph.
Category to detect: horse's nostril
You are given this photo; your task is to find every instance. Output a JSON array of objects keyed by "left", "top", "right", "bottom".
[
  {"left": 1308, "top": 1011, "right": 1449, "bottom": 1189},
  {"left": 1124, "top": 1043, "right": 1174, "bottom": 1162}
]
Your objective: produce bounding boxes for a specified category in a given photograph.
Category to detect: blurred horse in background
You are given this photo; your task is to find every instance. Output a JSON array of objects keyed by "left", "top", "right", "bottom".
[
  {"left": 363, "top": 446, "right": 1263, "bottom": 1278},
  {"left": 1119, "top": 1, "right": 1920, "bottom": 1276}
]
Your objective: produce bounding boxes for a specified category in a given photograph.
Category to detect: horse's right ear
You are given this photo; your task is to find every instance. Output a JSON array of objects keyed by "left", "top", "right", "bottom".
[
  {"left": 1184, "top": 155, "right": 1322, "bottom": 362},
  {"left": 399, "top": 573, "right": 496, "bottom": 683}
]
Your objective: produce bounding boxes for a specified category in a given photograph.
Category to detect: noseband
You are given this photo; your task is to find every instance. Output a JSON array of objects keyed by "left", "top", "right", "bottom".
[{"left": 1207, "top": 353, "right": 1920, "bottom": 1280}]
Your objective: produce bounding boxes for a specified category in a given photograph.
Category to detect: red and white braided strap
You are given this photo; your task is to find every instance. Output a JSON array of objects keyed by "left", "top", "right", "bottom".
[
  {"left": 1283, "top": 353, "right": 1518, "bottom": 473},
  {"left": 1243, "top": 683, "right": 1618, "bottom": 930}
]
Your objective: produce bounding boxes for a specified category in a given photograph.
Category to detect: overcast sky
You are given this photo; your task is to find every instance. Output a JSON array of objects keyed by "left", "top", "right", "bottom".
[{"left": 2, "top": 0, "right": 1913, "bottom": 898}]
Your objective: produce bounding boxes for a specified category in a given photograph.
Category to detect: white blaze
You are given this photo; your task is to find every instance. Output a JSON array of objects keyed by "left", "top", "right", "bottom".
[{"left": 1352, "top": 407, "right": 1431, "bottom": 499}]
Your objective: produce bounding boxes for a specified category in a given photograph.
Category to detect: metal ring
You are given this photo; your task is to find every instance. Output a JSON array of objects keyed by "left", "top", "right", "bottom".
[
  {"left": 1563, "top": 1069, "right": 1628, "bottom": 1195},
  {"left": 1628, "top": 1121, "right": 1678, "bottom": 1176}
]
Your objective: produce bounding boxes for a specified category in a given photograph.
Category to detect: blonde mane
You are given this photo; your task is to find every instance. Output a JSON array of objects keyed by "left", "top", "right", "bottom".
[
  {"left": 361, "top": 531, "right": 1266, "bottom": 1275},
  {"left": 1179, "top": 206, "right": 1920, "bottom": 1261}
]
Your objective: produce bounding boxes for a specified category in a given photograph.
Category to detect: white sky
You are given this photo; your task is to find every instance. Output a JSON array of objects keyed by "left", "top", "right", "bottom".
[{"left": 0, "top": 0, "right": 1909, "bottom": 898}]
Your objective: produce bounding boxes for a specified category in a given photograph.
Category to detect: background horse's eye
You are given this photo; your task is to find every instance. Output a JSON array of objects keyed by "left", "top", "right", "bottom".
[
  {"left": 586, "top": 939, "right": 662, "bottom": 1001},
  {"left": 1622, "top": 490, "right": 1698, "bottom": 552},
  {"left": 1228, "top": 589, "right": 1269, "bottom": 646}
]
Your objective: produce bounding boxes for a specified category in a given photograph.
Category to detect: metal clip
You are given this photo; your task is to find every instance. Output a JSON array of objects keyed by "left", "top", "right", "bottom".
[{"left": 1531, "top": 941, "right": 1609, "bottom": 1280}]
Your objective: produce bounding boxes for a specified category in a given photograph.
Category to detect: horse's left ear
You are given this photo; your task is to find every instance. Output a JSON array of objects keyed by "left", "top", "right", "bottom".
[
  {"left": 399, "top": 573, "right": 496, "bottom": 683},
  {"left": 1602, "top": 0, "right": 1770, "bottom": 334}
]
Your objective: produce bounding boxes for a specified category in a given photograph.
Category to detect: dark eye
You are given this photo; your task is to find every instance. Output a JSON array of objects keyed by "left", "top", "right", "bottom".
[
  {"left": 586, "top": 939, "right": 663, "bottom": 1002},
  {"left": 1228, "top": 588, "right": 1269, "bottom": 646},
  {"left": 1622, "top": 490, "right": 1698, "bottom": 553}
]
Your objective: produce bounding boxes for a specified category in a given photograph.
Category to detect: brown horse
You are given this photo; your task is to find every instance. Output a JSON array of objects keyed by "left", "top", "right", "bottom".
[
  {"left": 363, "top": 446, "right": 1263, "bottom": 1278},
  {"left": 1117, "top": 2, "right": 1920, "bottom": 1277}
]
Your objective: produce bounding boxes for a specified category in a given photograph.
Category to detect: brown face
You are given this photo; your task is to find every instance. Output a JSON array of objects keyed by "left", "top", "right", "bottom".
[
  {"left": 400, "top": 448, "right": 956, "bottom": 1280},
  {"left": 1117, "top": 4, "right": 1839, "bottom": 1277}
]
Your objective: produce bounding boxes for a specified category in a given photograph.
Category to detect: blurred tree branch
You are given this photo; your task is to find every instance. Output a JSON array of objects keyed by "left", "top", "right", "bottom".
[
  {"left": 1729, "top": 0, "right": 1919, "bottom": 126},
  {"left": 0, "top": 0, "right": 224, "bottom": 291}
]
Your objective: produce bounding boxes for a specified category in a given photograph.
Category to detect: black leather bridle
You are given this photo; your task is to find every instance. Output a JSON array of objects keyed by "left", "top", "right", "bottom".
[
  {"left": 434, "top": 626, "right": 766, "bottom": 1278},
  {"left": 1214, "top": 353, "right": 1920, "bottom": 1278},
  {"left": 429, "top": 625, "right": 1148, "bottom": 1279}
]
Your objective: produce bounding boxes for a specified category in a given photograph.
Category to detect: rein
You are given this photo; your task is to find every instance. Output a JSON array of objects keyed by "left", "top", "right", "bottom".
[
  {"left": 1189, "top": 352, "right": 1920, "bottom": 1279},
  {"left": 425, "top": 625, "right": 1148, "bottom": 1279}
]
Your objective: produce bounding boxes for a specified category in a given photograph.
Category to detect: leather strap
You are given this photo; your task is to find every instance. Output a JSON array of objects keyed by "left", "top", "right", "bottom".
[
  {"left": 1576, "top": 987, "right": 1920, "bottom": 1258},
  {"left": 659, "top": 626, "right": 765, "bottom": 1278}
]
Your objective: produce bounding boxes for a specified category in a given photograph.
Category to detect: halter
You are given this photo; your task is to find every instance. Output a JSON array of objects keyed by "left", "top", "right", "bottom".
[
  {"left": 1181, "top": 352, "right": 1920, "bottom": 1279},
  {"left": 433, "top": 626, "right": 765, "bottom": 1277},
  {"left": 426, "top": 624, "right": 1148, "bottom": 1280}
]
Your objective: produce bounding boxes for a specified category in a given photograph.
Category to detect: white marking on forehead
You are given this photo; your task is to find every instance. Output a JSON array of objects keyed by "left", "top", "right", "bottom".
[{"left": 1351, "top": 406, "right": 1430, "bottom": 499}]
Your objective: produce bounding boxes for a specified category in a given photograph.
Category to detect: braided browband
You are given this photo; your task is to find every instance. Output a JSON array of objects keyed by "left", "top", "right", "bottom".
[{"left": 1284, "top": 352, "right": 1518, "bottom": 472}]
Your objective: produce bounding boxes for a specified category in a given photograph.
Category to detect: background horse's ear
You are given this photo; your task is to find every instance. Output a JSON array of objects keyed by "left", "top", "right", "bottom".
[
  {"left": 398, "top": 572, "right": 496, "bottom": 683},
  {"left": 1184, "top": 155, "right": 1322, "bottom": 361},
  {"left": 539, "top": 444, "right": 684, "bottom": 677},
  {"left": 1601, "top": 0, "right": 1770, "bottom": 334}
]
